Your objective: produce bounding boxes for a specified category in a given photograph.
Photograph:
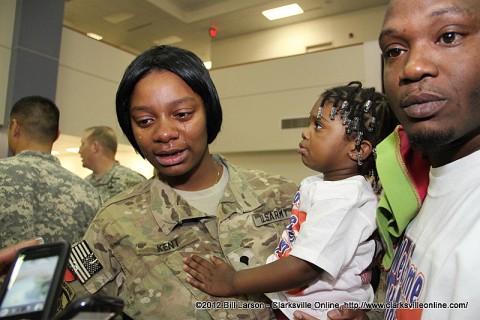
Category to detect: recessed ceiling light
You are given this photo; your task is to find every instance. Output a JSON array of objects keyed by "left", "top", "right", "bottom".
[
  {"left": 204, "top": 61, "right": 212, "bottom": 70},
  {"left": 262, "top": 3, "right": 304, "bottom": 21},
  {"left": 86, "top": 32, "right": 103, "bottom": 41},
  {"left": 103, "top": 12, "right": 134, "bottom": 24}
]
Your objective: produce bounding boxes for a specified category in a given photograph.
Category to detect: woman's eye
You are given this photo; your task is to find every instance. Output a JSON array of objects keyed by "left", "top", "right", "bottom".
[
  {"left": 314, "top": 122, "right": 323, "bottom": 130},
  {"left": 135, "top": 118, "right": 152, "bottom": 127},
  {"left": 175, "top": 112, "right": 192, "bottom": 121}
]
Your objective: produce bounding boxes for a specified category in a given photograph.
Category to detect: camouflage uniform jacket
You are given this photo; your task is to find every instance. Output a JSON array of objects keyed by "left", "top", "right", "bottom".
[
  {"left": 0, "top": 150, "right": 101, "bottom": 247},
  {"left": 85, "top": 161, "right": 146, "bottom": 203},
  {"left": 75, "top": 154, "right": 297, "bottom": 319}
]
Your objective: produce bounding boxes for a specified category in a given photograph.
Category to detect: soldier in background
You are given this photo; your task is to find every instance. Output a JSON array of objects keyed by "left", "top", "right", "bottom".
[
  {"left": 65, "top": 45, "right": 297, "bottom": 319},
  {"left": 79, "top": 126, "right": 145, "bottom": 203},
  {"left": 0, "top": 96, "right": 101, "bottom": 247}
]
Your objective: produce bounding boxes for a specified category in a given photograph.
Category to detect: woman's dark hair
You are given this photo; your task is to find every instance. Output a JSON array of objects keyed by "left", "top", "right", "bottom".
[
  {"left": 318, "top": 81, "right": 398, "bottom": 192},
  {"left": 116, "top": 45, "right": 222, "bottom": 157}
]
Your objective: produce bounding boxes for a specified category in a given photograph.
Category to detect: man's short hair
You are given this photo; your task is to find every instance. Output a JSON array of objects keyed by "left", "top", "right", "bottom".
[
  {"left": 85, "top": 126, "right": 118, "bottom": 155},
  {"left": 10, "top": 96, "right": 59, "bottom": 143}
]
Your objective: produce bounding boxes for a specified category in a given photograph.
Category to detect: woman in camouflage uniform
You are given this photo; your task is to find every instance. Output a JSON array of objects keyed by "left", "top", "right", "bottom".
[{"left": 67, "top": 45, "right": 297, "bottom": 319}]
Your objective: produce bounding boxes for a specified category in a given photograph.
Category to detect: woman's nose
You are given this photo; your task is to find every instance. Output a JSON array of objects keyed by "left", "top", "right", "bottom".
[{"left": 152, "top": 119, "right": 180, "bottom": 143}]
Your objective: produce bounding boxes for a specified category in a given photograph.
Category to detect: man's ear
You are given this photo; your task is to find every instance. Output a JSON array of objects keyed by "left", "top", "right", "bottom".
[
  {"left": 348, "top": 140, "right": 373, "bottom": 161},
  {"left": 92, "top": 140, "right": 100, "bottom": 153},
  {"left": 9, "top": 118, "right": 21, "bottom": 138}
]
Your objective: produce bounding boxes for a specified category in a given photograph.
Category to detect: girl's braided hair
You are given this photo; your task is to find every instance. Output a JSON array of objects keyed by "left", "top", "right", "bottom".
[{"left": 318, "top": 81, "right": 398, "bottom": 192}]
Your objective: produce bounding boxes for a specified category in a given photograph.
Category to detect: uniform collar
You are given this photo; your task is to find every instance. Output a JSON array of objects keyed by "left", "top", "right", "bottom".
[
  {"left": 16, "top": 150, "right": 61, "bottom": 164},
  {"left": 150, "top": 154, "right": 264, "bottom": 235}
]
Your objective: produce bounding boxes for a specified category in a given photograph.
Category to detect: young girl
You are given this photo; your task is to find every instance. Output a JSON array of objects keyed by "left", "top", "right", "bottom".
[{"left": 183, "top": 82, "right": 397, "bottom": 319}]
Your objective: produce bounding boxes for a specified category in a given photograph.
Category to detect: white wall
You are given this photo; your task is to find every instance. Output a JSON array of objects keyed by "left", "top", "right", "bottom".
[
  {"left": 210, "top": 45, "right": 366, "bottom": 153},
  {"left": 56, "top": 28, "right": 135, "bottom": 139}
]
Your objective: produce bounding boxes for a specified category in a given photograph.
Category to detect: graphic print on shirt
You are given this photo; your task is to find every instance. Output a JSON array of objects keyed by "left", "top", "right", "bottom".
[
  {"left": 385, "top": 236, "right": 424, "bottom": 320},
  {"left": 273, "top": 189, "right": 307, "bottom": 295},
  {"left": 274, "top": 190, "right": 306, "bottom": 258}
]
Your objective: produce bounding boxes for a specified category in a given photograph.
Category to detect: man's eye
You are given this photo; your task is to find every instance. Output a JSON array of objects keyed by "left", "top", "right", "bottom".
[
  {"left": 314, "top": 123, "right": 323, "bottom": 130},
  {"left": 384, "top": 47, "right": 404, "bottom": 58},
  {"left": 439, "top": 32, "right": 461, "bottom": 45}
]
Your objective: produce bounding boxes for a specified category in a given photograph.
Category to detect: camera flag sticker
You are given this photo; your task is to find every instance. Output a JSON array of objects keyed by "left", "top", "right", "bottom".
[{"left": 68, "top": 240, "right": 102, "bottom": 283}]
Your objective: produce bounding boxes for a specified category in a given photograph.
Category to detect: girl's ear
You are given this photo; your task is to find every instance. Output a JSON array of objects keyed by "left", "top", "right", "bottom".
[{"left": 348, "top": 140, "right": 373, "bottom": 162}]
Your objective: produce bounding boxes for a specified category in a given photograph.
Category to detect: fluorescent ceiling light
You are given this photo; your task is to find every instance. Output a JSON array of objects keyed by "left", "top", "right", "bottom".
[
  {"left": 51, "top": 150, "right": 60, "bottom": 155},
  {"left": 153, "top": 36, "right": 183, "bottom": 45},
  {"left": 86, "top": 32, "right": 103, "bottom": 41},
  {"left": 262, "top": 3, "right": 304, "bottom": 20},
  {"left": 204, "top": 61, "right": 212, "bottom": 70}
]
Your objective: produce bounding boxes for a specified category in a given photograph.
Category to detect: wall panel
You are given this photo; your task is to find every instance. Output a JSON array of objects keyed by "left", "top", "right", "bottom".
[{"left": 210, "top": 45, "right": 366, "bottom": 153}]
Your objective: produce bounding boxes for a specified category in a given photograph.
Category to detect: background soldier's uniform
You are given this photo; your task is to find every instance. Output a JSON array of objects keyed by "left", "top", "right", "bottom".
[
  {"left": 0, "top": 150, "right": 101, "bottom": 247},
  {"left": 85, "top": 161, "right": 146, "bottom": 203},
  {"left": 70, "top": 155, "right": 297, "bottom": 319}
]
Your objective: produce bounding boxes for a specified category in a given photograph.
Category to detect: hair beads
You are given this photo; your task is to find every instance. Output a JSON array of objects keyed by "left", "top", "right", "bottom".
[{"left": 317, "top": 81, "right": 398, "bottom": 193}]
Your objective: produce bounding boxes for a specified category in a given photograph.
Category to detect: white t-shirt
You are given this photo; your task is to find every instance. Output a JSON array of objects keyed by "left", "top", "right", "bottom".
[
  {"left": 385, "top": 150, "right": 480, "bottom": 320},
  {"left": 267, "top": 175, "right": 377, "bottom": 319},
  {"left": 174, "top": 164, "right": 228, "bottom": 215}
]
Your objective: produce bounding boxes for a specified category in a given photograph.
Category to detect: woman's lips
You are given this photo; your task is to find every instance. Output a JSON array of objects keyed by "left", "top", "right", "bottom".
[{"left": 154, "top": 149, "right": 188, "bottom": 166}]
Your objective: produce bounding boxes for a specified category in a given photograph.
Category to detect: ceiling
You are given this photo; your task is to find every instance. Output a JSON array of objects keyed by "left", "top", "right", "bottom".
[{"left": 63, "top": 0, "right": 389, "bottom": 62}]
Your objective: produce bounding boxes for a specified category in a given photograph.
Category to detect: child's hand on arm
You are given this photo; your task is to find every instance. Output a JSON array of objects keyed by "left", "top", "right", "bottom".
[
  {"left": 183, "top": 254, "right": 237, "bottom": 297},
  {"left": 184, "top": 254, "right": 321, "bottom": 298}
]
